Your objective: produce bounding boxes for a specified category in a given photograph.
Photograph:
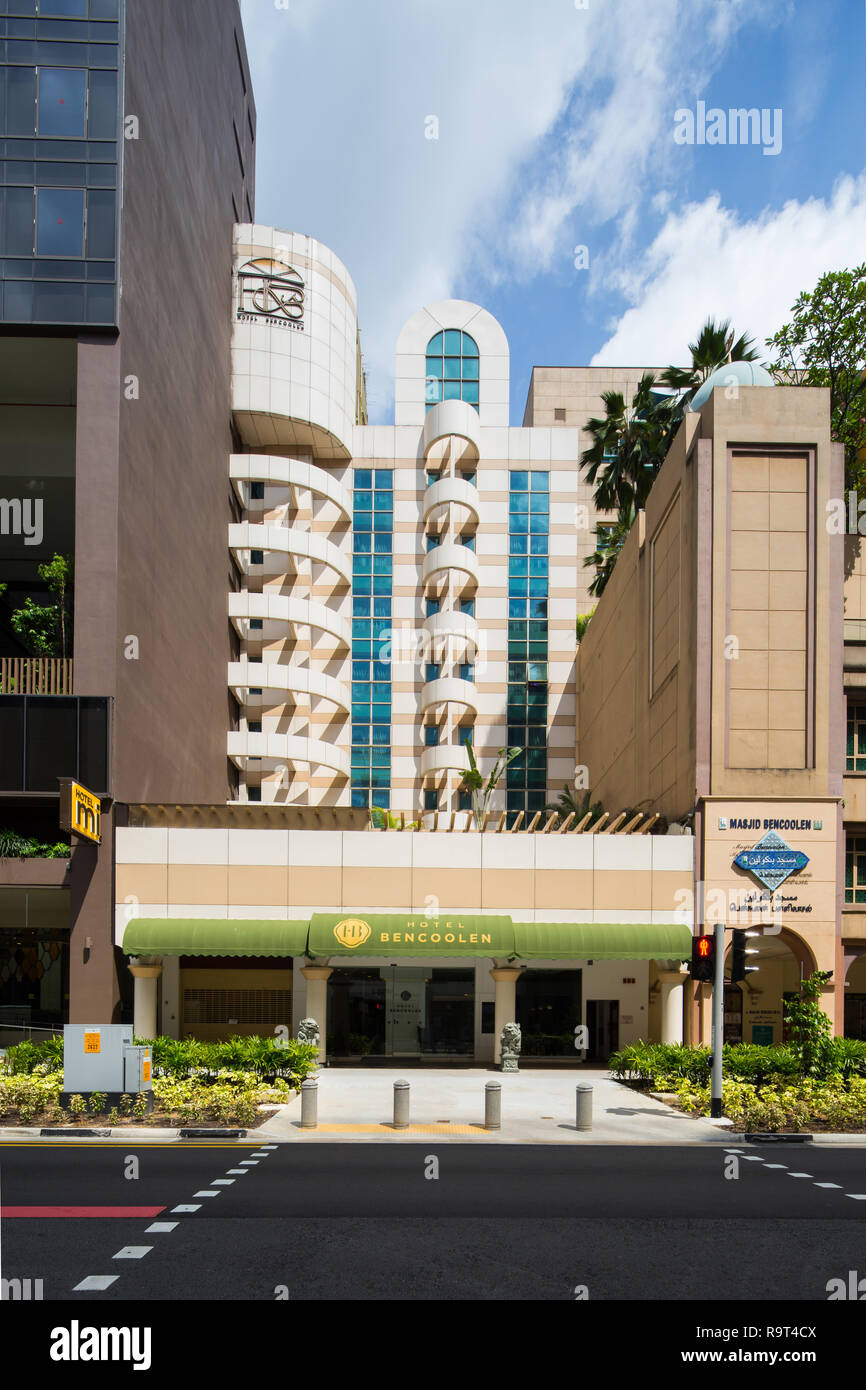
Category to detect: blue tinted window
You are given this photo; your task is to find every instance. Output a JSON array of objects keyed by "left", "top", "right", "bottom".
[
  {"left": 36, "top": 185, "right": 83, "bottom": 254},
  {"left": 425, "top": 328, "right": 480, "bottom": 413},
  {"left": 2, "top": 66, "right": 37, "bottom": 135},
  {"left": 40, "top": 1, "right": 87, "bottom": 14},
  {"left": 86, "top": 67, "right": 116, "bottom": 139},
  {"left": 85, "top": 187, "right": 114, "bottom": 257},
  {"left": 1, "top": 186, "right": 35, "bottom": 254},
  {"left": 37, "top": 67, "right": 86, "bottom": 136}
]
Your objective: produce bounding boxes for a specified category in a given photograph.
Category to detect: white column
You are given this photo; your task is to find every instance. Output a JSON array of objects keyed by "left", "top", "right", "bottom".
[
  {"left": 658, "top": 971, "right": 685, "bottom": 1045},
  {"left": 490, "top": 966, "right": 522, "bottom": 1063},
  {"left": 300, "top": 964, "right": 333, "bottom": 1064},
  {"left": 129, "top": 963, "right": 162, "bottom": 1040}
]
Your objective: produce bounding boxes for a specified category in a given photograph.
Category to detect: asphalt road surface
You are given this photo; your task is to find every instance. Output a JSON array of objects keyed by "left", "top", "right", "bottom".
[{"left": 2, "top": 1141, "right": 866, "bottom": 1301}]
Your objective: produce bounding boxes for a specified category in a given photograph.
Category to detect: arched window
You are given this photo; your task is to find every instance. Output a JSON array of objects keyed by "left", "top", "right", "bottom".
[{"left": 425, "top": 330, "right": 479, "bottom": 411}]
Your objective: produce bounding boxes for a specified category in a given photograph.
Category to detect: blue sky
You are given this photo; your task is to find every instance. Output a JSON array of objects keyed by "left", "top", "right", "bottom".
[{"left": 239, "top": 0, "right": 866, "bottom": 423}]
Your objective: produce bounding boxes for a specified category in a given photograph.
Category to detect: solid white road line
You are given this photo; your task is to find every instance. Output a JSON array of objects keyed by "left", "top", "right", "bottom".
[{"left": 73, "top": 1275, "right": 118, "bottom": 1291}]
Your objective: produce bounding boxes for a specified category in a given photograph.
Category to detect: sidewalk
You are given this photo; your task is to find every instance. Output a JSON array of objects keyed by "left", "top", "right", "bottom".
[{"left": 254, "top": 1067, "right": 736, "bottom": 1144}]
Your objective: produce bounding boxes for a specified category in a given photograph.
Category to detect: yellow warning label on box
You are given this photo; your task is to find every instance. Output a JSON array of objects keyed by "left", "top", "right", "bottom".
[
  {"left": 84, "top": 1032, "right": 101, "bottom": 1054},
  {"left": 143, "top": 1060, "right": 151, "bottom": 1082}
]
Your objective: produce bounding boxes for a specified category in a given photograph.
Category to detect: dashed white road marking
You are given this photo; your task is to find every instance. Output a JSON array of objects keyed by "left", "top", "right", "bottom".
[
  {"left": 73, "top": 1275, "right": 118, "bottom": 1291},
  {"left": 845, "top": 1194, "right": 866, "bottom": 1201},
  {"left": 787, "top": 1173, "right": 813, "bottom": 1179},
  {"left": 172, "top": 1204, "right": 201, "bottom": 1213},
  {"left": 763, "top": 1164, "right": 787, "bottom": 1169},
  {"left": 194, "top": 1190, "right": 220, "bottom": 1197},
  {"left": 740, "top": 1156, "right": 765, "bottom": 1162},
  {"left": 226, "top": 1169, "right": 248, "bottom": 1175},
  {"left": 239, "top": 1160, "right": 259, "bottom": 1165},
  {"left": 211, "top": 1178, "right": 235, "bottom": 1185},
  {"left": 814, "top": 1183, "right": 842, "bottom": 1190},
  {"left": 257, "top": 1145, "right": 278, "bottom": 1150},
  {"left": 113, "top": 1246, "right": 152, "bottom": 1260},
  {"left": 146, "top": 1221, "right": 178, "bottom": 1232}
]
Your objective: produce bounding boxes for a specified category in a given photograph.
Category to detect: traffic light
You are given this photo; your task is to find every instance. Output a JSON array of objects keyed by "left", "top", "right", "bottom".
[
  {"left": 690, "top": 934, "right": 715, "bottom": 982},
  {"left": 730, "top": 928, "right": 760, "bottom": 982}
]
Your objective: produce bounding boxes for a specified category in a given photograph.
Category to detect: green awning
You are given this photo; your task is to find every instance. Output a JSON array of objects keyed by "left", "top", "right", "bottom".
[
  {"left": 122, "top": 919, "right": 309, "bottom": 958},
  {"left": 309, "top": 912, "right": 515, "bottom": 958},
  {"left": 513, "top": 922, "right": 693, "bottom": 961}
]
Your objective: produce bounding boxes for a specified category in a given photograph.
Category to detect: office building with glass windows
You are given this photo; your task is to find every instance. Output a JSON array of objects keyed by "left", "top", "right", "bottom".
[{"left": 0, "top": 0, "right": 256, "bottom": 1027}]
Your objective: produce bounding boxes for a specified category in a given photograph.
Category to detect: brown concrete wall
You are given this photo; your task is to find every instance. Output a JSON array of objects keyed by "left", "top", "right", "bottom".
[
  {"left": 575, "top": 412, "right": 702, "bottom": 821},
  {"left": 109, "top": 0, "right": 254, "bottom": 804}
]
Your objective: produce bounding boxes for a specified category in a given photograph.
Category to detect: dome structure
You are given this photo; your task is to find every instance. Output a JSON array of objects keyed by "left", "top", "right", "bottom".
[{"left": 687, "top": 360, "right": 775, "bottom": 413}]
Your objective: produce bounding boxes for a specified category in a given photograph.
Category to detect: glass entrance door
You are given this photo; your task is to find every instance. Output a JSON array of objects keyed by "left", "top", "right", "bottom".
[{"left": 385, "top": 967, "right": 425, "bottom": 1056}]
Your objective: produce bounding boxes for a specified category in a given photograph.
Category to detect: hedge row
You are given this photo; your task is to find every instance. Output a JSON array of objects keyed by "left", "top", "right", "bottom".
[
  {"left": 3, "top": 1033, "right": 318, "bottom": 1084},
  {"left": 608, "top": 1039, "right": 866, "bottom": 1087}
]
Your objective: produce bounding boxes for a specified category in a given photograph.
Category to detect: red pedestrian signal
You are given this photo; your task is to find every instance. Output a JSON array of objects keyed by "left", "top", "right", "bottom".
[{"left": 691, "top": 934, "right": 715, "bottom": 982}]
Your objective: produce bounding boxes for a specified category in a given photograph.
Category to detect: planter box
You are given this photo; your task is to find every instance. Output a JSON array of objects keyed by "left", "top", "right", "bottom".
[{"left": 0, "top": 857, "right": 71, "bottom": 887}]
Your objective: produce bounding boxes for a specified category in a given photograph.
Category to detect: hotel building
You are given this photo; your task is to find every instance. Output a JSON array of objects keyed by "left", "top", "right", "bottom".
[{"left": 1, "top": 9, "right": 859, "bottom": 1059}]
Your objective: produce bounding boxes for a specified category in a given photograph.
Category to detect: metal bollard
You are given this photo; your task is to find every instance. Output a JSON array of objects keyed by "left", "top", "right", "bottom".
[
  {"left": 575, "top": 1083, "right": 593, "bottom": 1132},
  {"left": 393, "top": 1079, "right": 410, "bottom": 1129},
  {"left": 300, "top": 1078, "right": 318, "bottom": 1129},
  {"left": 485, "top": 1081, "right": 502, "bottom": 1131}
]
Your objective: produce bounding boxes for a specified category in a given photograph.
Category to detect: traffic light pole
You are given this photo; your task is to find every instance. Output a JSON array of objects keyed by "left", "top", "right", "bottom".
[{"left": 710, "top": 921, "right": 725, "bottom": 1118}]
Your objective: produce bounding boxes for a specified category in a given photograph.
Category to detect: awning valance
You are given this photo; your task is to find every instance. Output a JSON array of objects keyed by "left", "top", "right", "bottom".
[
  {"left": 122, "top": 919, "right": 309, "bottom": 958},
  {"left": 513, "top": 921, "right": 693, "bottom": 961},
  {"left": 308, "top": 912, "right": 515, "bottom": 958},
  {"left": 122, "top": 917, "right": 693, "bottom": 963}
]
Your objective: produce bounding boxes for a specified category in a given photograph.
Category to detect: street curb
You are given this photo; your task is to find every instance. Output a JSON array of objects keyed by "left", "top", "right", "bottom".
[{"left": 179, "top": 1128, "right": 247, "bottom": 1139}]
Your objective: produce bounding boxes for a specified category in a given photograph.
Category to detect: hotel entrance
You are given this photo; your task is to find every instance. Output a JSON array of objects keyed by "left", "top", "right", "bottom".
[{"left": 327, "top": 966, "right": 474, "bottom": 1059}]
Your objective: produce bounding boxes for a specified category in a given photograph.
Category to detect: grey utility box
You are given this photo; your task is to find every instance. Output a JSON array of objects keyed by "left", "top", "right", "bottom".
[
  {"left": 123, "top": 1045, "right": 153, "bottom": 1094},
  {"left": 63, "top": 1024, "right": 135, "bottom": 1094}
]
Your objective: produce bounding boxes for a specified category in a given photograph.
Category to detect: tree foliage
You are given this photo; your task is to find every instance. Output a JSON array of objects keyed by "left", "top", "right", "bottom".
[{"left": 766, "top": 264, "right": 866, "bottom": 491}]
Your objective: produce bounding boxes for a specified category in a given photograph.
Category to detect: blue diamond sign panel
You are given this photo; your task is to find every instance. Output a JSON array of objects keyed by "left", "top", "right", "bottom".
[{"left": 733, "top": 831, "right": 809, "bottom": 891}]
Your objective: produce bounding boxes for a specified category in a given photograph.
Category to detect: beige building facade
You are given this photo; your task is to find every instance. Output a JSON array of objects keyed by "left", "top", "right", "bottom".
[{"left": 575, "top": 371, "right": 848, "bottom": 1042}]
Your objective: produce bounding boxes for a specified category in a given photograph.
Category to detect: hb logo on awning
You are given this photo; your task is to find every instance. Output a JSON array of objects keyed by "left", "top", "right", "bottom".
[{"left": 333, "top": 918, "right": 372, "bottom": 949}]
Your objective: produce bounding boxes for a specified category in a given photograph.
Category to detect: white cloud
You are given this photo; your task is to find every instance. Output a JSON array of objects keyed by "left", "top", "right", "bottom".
[
  {"left": 590, "top": 175, "right": 866, "bottom": 366},
  {"left": 237, "top": 0, "right": 798, "bottom": 417}
]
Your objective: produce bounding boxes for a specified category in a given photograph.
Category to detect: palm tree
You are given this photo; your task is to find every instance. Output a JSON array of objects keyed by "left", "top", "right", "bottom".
[
  {"left": 544, "top": 786, "right": 605, "bottom": 828},
  {"left": 658, "top": 317, "right": 759, "bottom": 401}
]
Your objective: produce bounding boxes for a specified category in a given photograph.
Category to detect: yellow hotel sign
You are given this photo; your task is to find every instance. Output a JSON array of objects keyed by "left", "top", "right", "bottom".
[{"left": 59, "top": 779, "right": 102, "bottom": 846}]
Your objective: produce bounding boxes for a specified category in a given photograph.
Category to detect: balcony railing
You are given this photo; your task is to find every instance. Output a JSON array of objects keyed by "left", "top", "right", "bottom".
[{"left": 0, "top": 658, "right": 73, "bottom": 695}]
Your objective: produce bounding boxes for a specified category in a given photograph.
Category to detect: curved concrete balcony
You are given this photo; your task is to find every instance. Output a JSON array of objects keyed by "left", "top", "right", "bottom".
[
  {"left": 422, "top": 542, "right": 480, "bottom": 590},
  {"left": 422, "top": 475, "right": 480, "bottom": 529},
  {"left": 420, "top": 743, "right": 472, "bottom": 778},
  {"left": 420, "top": 676, "right": 479, "bottom": 719},
  {"left": 228, "top": 662, "right": 351, "bottom": 714},
  {"left": 423, "top": 608, "right": 479, "bottom": 660},
  {"left": 422, "top": 400, "right": 481, "bottom": 464},
  {"left": 228, "top": 592, "right": 351, "bottom": 648},
  {"left": 229, "top": 523, "right": 351, "bottom": 583},
  {"left": 227, "top": 731, "right": 350, "bottom": 778},
  {"left": 230, "top": 455, "right": 352, "bottom": 519}
]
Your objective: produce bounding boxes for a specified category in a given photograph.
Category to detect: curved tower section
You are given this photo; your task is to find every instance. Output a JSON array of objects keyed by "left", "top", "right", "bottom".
[{"left": 229, "top": 228, "right": 360, "bottom": 804}]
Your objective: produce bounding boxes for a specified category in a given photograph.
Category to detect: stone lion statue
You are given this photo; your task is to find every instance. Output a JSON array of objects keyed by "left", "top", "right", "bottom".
[
  {"left": 297, "top": 1017, "right": 320, "bottom": 1049},
  {"left": 500, "top": 1021, "right": 521, "bottom": 1072}
]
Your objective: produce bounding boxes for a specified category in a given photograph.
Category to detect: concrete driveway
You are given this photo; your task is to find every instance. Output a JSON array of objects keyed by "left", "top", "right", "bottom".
[{"left": 256, "top": 1067, "right": 733, "bottom": 1144}]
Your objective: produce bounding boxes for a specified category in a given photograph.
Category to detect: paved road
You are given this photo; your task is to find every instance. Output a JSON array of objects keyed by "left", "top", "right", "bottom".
[{"left": 2, "top": 1141, "right": 866, "bottom": 1300}]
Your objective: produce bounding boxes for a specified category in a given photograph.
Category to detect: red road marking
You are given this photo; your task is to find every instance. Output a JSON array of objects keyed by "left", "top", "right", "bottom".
[{"left": 0, "top": 1206, "right": 166, "bottom": 1218}]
